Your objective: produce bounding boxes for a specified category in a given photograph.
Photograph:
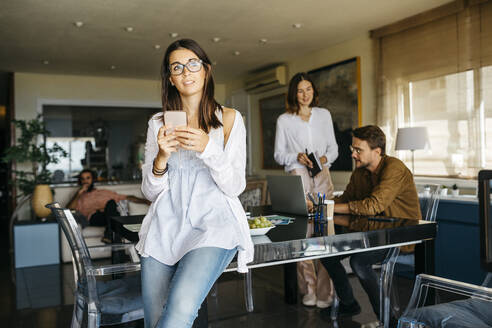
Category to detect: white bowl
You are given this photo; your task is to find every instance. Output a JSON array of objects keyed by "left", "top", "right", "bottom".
[{"left": 249, "top": 226, "right": 275, "bottom": 236}]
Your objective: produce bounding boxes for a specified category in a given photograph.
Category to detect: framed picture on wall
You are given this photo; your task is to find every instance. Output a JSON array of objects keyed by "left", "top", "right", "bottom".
[
  {"left": 309, "top": 57, "right": 361, "bottom": 171},
  {"left": 259, "top": 93, "right": 285, "bottom": 170}
]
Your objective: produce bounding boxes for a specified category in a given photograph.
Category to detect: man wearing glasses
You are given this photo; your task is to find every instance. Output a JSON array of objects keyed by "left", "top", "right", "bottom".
[{"left": 320, "top": 125, "right": 421, "bottom": 324}]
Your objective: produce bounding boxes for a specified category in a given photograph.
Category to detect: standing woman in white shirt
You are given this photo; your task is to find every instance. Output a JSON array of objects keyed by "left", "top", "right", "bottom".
[
  {"left": 136, "top": 39, "right": 254, "bottom": 328},
  {"left": 274, "top": 72, "right": 338, "bottom": 308}
]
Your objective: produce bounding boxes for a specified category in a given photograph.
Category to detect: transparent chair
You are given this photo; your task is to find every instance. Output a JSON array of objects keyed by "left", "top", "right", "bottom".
[
  {"left": 398, "top": 273, "right": 492, "bottom": 327},
  {"left": 378, "top": 184, "right": 441, "bottom": 328},
  {"left": 46, "top": 203, "right": 143, "bottom": 328},
  {"left": 397, "top": 172, "right": 492, "bottom": 327},
  {"left": 329, "top": 185, "right": 441, "bottom": 327}
]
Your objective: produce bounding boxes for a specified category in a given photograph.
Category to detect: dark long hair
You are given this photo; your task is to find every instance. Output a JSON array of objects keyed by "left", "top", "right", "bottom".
[
  {"left": 286, "top": 72, "right": 319, "bottom": 114},
  {"left": 160, "top": 39, "right": 222, "bottom": 133}
]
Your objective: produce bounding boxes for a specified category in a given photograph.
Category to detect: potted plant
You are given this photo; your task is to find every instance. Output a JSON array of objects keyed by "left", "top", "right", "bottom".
[
  {"left": 2, "top": 114, "right": 68, "bottom": 218},
  {"left": 440, "top": 185, "right": 448, "bottom": 196},
  {"left": 451, "top": 184, "right": 459, "bottom": 197}
]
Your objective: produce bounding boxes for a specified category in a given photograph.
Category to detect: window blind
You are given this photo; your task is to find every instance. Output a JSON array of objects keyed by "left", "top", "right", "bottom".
[{"left": 375, "top": 0, "right": 492, "bottom": 177}]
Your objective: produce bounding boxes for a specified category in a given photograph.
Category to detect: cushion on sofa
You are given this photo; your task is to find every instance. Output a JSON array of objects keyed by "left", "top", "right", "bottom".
[
  {"left": 82, "top": 226, "right": 106, "bottom": 238},
  {"left": 128, "top": 202, "right": 149, "bottom": 216}
]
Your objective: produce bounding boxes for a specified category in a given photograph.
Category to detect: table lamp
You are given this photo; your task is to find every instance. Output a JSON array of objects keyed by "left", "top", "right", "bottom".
[{"left": 395, "top": 127, "right": 429, "bottom": 174}]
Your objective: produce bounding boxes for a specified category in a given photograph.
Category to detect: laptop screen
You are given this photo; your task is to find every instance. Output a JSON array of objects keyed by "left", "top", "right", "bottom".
[{"left": 267, "top": 175, "right": 308, "bottom": 216}]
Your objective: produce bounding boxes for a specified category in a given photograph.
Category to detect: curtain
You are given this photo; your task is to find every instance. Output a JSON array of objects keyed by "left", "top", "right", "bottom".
[{"left": 376, "top": 0, "right": 492, "bottom": 177}]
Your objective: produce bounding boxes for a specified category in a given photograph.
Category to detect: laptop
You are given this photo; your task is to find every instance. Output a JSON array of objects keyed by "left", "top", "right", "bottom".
[{"left": 266, "top": 175, "right": 309, "bottom": 216}]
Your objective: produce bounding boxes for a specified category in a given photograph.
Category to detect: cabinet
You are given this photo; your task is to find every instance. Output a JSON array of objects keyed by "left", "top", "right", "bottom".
[
  {"left": 434, "top": 198, "right": 488, "bottom": 285},
  {"left": 14, "top": 220, "right": 60, "bottom": 268}
]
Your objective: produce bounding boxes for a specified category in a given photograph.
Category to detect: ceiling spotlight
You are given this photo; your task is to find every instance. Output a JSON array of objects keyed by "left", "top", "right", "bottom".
[
  {"left": 42, "top": 60, "right": 49, "bottom": 65},
  {"left": 233, "top": 51, "right": 240, "bottom": 56},
  {"left": 211, "top": 37, "right": 221, "bottom": 43},
  {"left": 73, "top": 21, "right": 84, "bottom": 28},
  {"left": 169, "top": 32, "right": 179, "bottom": 38},
  {"left": 259, "top": 38, "right": 268, "bottom": 44},
  {"left": 110, "top": 65, "right": 116, "bottom": 70},
  {"left": 125, "top": 26, "right": 134, "bottom": 32},
  {"left": 154, "top": 44, "right": 161, "bottom": 50},
  {"left": 292, "top": 23, "right": 302, "bottom": 29}
]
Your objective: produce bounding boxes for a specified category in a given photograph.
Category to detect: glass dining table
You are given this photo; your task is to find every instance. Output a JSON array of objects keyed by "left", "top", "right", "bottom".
[{"left": 110, "top": 206, "right": 436, "bottom": 327}]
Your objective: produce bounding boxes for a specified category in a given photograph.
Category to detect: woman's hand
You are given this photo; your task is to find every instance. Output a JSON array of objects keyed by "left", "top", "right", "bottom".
[
  {"left": 174, "top": 127, "right": 209, "bottom": 153},
  {"left": 156, "top": 125, "right": 179, "bottom": 162},
  {"left": 297, "top": 152, "right": 313, "bottom": 168}
]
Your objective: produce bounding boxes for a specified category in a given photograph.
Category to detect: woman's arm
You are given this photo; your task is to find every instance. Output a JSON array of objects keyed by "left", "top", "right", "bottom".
[
  {"left": 274, "top": 116, "right": 298, "bottom": 166},
  {"left": 141, "top": 119, "right": 170, "bottom": 202},
  {"left": 197, "top": 109, "right": 246, "bottom": 197}
]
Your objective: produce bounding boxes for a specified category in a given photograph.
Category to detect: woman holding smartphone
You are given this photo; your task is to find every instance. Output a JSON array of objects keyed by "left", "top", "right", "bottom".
[
  {"left": 274, "top": 72, "right": 338, "bottom": 308},
  {"left": 136, "top": 39, "right": 253, "bottom": 328}
]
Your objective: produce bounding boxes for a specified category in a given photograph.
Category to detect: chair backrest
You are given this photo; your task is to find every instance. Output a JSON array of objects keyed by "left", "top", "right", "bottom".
[
  {"left": 478, "top": 170, "right": 492, "bottom": 272},
  {"left": 420, "top": 184, "right": 441, "bottom": 222},
  {"left": 239, "top": 179, "right": 268, "bottom": 210},
  {"left": 46, "top": 203, "right": 93, "bottom": 285},
  {"left": 399, "top": 273, "right": 492, "bottom": 327}
]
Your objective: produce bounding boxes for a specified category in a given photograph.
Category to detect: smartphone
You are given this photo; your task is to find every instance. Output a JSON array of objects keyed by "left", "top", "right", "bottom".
[{"left": 164, "top": 111, "right": 187, "bottom": 133}]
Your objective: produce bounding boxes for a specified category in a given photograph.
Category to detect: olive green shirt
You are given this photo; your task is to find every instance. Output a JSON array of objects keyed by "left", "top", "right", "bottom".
[{"left": 335, "top": 155, "right": 421, "bottom": 220}]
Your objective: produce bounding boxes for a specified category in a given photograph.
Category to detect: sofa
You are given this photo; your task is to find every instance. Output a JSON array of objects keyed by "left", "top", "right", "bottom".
[{"left": 53, "top": 182, "right": 149, "bottom": 263}]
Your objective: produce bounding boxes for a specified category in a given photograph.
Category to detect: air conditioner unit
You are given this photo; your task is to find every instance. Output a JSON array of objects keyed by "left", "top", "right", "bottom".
[{"left": 244, "top": 65, "right": 287, "bottom": 94}]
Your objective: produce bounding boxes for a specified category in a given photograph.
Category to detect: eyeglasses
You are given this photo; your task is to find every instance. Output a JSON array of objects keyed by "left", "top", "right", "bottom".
[
  {"left": 169, "top": 59, "right": 203, "bottom": 75},
  {"left": 349, "top": 145, "right": 362, "bottom": 154}
]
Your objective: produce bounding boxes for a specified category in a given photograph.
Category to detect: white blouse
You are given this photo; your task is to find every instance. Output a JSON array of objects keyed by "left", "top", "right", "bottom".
[
  {"left": 135, "top": 109, "right": 254, "bottom": 273},
  {"left": 274, "top": 107, "right": 338, "bottom": 172}
]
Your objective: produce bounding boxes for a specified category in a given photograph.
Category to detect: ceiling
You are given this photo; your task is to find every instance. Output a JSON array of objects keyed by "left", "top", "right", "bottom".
[{"left": 0, "top": 0, "right": 451, "bottom": 83}]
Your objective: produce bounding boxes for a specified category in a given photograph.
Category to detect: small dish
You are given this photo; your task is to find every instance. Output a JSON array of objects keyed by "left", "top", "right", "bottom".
[{"left": 249, "top": 226, "right": 275, "bottom": 236}]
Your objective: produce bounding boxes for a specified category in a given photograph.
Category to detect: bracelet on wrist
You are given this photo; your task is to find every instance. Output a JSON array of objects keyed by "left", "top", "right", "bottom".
[
  {"left": 152, "top": 165, "right": 168, "bottom": 176},
  {"left": 152, "top": 159, "right": 168, "bottom": 176}
]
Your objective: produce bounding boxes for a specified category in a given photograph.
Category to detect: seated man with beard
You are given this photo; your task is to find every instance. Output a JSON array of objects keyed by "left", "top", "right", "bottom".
[
  {"left": 320, "top": 125, "right": 421, "bottom": 325},
  {"left": 67, "top": 169, "right": 149, "bottom": 243}
]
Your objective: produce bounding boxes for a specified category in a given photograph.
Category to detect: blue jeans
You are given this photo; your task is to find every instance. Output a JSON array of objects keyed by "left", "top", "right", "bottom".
[{"left": 141, "top": 247, "right": 237, "bottom": 328}]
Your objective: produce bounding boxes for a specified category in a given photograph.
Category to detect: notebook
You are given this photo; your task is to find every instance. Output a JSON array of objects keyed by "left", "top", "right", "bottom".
[{"left": 306, "top": 152, "right": 323, "bottom": 177}]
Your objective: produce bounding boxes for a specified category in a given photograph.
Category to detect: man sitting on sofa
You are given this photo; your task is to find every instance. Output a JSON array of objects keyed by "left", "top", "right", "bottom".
[
  {"left": 67, "top": 169, "right": 149, "bottom": 243},
  {"left": 320, "top": 125, "right": 421, "bottom": 324}
]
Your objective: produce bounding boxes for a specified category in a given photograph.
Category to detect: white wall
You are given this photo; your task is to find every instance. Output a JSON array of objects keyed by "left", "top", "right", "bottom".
[
  {"left": 15, "top": 73, "right": 163, "bottom": 120},
  {"left": 239, "top": 33, "right": 376, "bottom": 190},
  {"left": 14, "top": 72, "right": 228, "bottom": 120}
]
